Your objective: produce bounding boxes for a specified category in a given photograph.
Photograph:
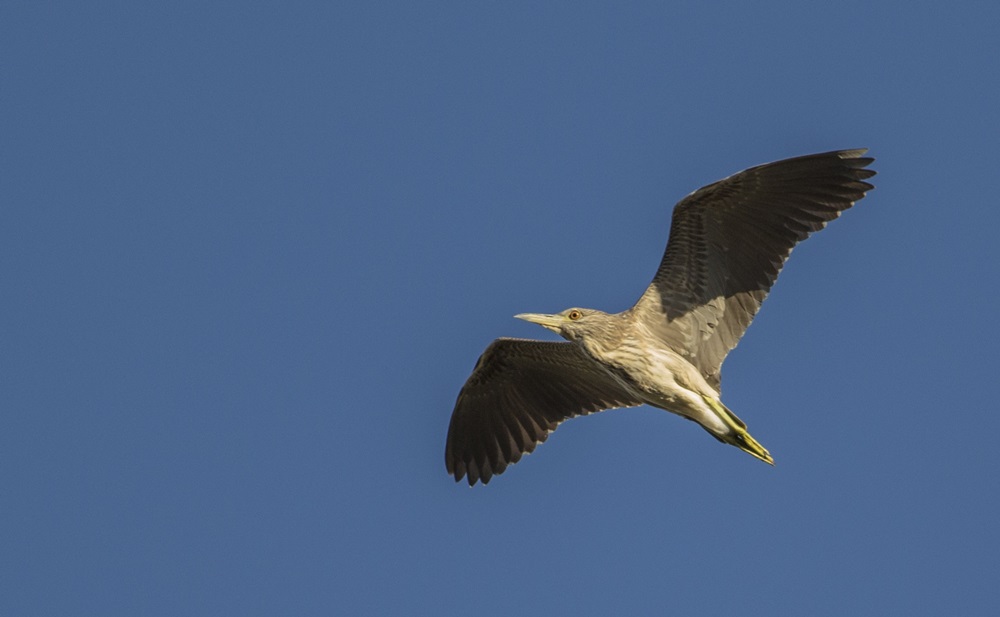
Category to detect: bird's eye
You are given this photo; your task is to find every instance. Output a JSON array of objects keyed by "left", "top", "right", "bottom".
[{"left": 567, "top": 310, "right": 582, "bottom": 321}]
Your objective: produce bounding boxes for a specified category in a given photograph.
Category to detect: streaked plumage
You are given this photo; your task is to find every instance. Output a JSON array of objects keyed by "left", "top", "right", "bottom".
[{"left": 446, "top": 149, "right": 875, "bottom": 485}]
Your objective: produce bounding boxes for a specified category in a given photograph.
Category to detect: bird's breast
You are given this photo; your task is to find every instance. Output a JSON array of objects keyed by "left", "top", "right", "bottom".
[{"left": 586, "top": 337, "right": 718, "bottom": 403}]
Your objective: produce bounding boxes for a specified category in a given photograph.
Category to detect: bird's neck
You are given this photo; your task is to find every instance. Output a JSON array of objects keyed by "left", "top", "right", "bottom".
[{"left": 576, "top": 319, "right": 629, "bottom": 361}]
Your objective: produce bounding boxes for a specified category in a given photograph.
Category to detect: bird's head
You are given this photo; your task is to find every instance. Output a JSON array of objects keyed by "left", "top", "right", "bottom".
[{"left": 514, "top": 307, "right": 618, "bottom": 348}]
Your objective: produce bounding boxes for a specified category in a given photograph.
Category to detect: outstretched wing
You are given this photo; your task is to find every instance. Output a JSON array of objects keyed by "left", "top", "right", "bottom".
[
  {"left": 631, "top": 149, "right": 876, "bottom": 391},
  {"left": 445, "top": 338, "right": 641, "bottom": 486}
]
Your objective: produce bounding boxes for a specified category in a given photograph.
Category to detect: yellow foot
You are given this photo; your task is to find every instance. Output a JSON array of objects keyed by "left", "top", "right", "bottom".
[
  {"left": 701, "top": 395, "right": 775, "bottom": 465},
  {"left": 731, "top": 430, "right": 774, "bottom": 465}
]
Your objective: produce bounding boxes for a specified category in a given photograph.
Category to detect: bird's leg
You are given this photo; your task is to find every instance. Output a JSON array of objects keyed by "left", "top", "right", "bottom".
[{"left": 700, "top": 395, "right": 774, "bottom": 465}]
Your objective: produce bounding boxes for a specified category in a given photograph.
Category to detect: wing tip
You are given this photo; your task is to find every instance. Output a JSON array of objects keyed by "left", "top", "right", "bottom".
[
  {"left": 446, "top": 433, "right": 548, "bottom": 487},
  {"left": 836, "top": 147, "right": 870, "bottom": 159},
  {"left": 836, "top": 148, "right": 876, "bottom": 174}
]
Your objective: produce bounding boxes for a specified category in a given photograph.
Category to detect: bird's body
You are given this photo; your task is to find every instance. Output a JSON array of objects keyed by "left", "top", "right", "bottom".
[
  {"left": 561, "top": 311, "right": 722, "bottom": 429},
  {"left": 446, "top": 149, "right": 875, "bottom": 485},
  {"left": 512, "top": 307, "right": 774, "bottom": 465}
]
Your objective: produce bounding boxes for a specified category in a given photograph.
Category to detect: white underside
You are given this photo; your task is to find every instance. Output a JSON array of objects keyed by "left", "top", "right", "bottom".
[{"left": 602, "top": 340, "right": 730, "bottom": 436}]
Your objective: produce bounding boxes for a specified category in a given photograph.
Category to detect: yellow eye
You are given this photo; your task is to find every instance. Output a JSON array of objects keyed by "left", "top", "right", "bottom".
[{"left": 567, "top": 310, "right": 582, "bottom": 321}]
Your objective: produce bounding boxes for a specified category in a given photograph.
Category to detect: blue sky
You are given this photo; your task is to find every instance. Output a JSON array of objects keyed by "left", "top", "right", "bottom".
[{"left": 3, "top": 2, "right": 998, "bottom": 615}]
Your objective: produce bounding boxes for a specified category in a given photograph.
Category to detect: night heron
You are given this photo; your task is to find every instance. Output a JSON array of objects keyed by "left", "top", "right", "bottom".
[{"left": 445, "top": 149, "right": 875, "bottom": 485}]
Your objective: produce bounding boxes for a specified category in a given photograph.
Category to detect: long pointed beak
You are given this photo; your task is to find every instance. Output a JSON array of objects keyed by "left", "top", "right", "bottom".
[{"left": 514, "top": 312, "right": 564, "bottom": 332}]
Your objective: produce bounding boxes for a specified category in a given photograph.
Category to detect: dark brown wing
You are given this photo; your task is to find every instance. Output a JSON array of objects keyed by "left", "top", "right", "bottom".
[
  {"left": 445, "top": 338, "right": 641, "bottom": 486},
  {"left": 631, "top": 149, "right": 875, "bottom": 391}
]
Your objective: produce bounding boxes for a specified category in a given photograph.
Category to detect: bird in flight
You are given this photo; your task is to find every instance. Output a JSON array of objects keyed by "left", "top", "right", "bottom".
[{"left": 445, "top": 149, "right": 875, "bottom": 485}]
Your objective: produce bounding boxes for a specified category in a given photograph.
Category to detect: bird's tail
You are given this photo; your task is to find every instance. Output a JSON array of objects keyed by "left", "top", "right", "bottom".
[{"left": 701, "top": 396, "right": 774, "bottom": 465}]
